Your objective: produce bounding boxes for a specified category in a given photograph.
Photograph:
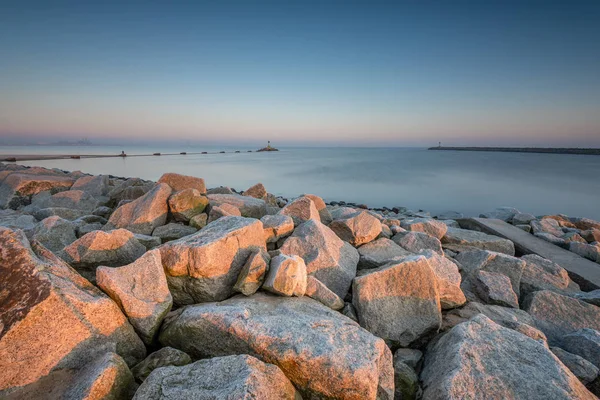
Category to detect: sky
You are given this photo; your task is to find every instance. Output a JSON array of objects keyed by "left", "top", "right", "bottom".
[{"left": 1, "top": 0, "right": 599, "bottom": 147}]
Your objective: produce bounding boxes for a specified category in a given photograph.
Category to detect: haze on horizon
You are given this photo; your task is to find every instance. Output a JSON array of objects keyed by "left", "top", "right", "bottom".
[{"left": 1, "top": 1, "right": 599, "bottom": 147}]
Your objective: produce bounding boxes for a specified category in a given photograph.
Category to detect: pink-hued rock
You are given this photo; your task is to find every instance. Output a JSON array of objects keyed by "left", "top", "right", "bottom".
[
  {"left": 420, "top": 250, "right": 466, "bottom": 309},
  {"left": 279, "top": 219, "right": 358, "bottom": 299},
  {"left": 233, "top": 248, "right": 270, "bottom": 296},
  {"left": 304, "top": 194, "right": 333, "bottom": 224},
  {"left": 96, "top": 249, "right": 173, "bottom": 345},
  {"left": 133, "top": 355, "right": 299, "bottom": 400},
  {"left": 207, "top": 193, "right": 267, "bottom": 218},
  {"left": 34, "top": 189, "right": 101, "bottom": 212},
  {"left": 168, "top": 188, "right": 208, "bottom": 222},
  {"left": 352, "top": 255, "right": 442, "bottom": 346},
  {"left": 260, "top": 214, "right": 294, "bottom": 244},
  {"left": 159, "top": 216, "right": 266, "bottom": 305},
  {"left": 71, "top": 174, "right": 110, "bottom": 197},
  {"left": 474, "top": 270, "right": 519, "bottom": 308},
  {"left": 442, "top": 227, "right": 516, "bottom": 256},
  {"left": 207, "top": 203, "right": 241, "bottom": 223},
  {"left": 279, "top": 196, "right": 321, "bottom": 226},
  {"left": 1, "top": 352, "right": 135, "bottom": 400},
  {"left": 421, "top": 314, "right": 595, "bottom": 400},
  {"left": 0, "top": 228, "right": 145, "bottom": 393},
  {"left": 520, "top": 254, "right": 572, "bottom": 296},
  {"left": 305, "top": 276, "right": 344, "bottom": 310},
  {"left": 393, "top": 231, "right": 443, "bottom": 254},
  {"left": 357, "top": 238, "right": 413, "bottom": 270},
  {"left": 400, "top": 218, "right": 448, "bottom": 240},
  {"left": 159, "top": 293, "right": 394, "bottom": 400},
  {"left": 61, "top": 228, "right": 146, "bottom": 282},
  {"left": 0, "top": 172, "right": 74, "bottom": 208},
  {"left": 242, "top": 182, "right": 267, "bottom": 199},
  {"left": 262, "top": 254, "right": 307, "bottom": 296},
  {"left": 131, "top": 347, "right": 192, "bottom": 383},
  {"left": 158, "top": 172, "right": 206, "bottom": 194},
  {"left": 329, "top": 210, "right": 382, "bottom": 246},
  {"left": 105, "top": 183, "right": 172, "bottom": 235}
]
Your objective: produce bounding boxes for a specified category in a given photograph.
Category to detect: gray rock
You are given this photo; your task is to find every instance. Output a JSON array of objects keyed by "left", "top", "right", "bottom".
[
  {"left": 438, "top": 219, "right": 461, "bottom": 228},
  {"left": 108, "top": 178, "right": 154, "bottom": 204},
  {"left": 207, "top": 203, "right": 241, "bottom": 223},
  {"left": 574, "top": 289, "right": 600, "bottom": 306},
  {"left": 152, "top": 223, "right": 197, "bottom": 243},
  {"left": 106, "top": 183, "right": 172, "bottom": 235},
  {"left": 443, "top": 301, "right": 536, "bottom": 332},
  {"left": 32, "top": 190, "right": 101, "bottom": 213},
  {"left": 260, "top": 214, "right": 294, "bottom": 244},
  {"left": 520, "top": 254, "right": 572, "bottom": 297},
  {"left": 159, "top": 293, "right": 394, "bottom": 399},
  {"left": 563, "top": 329, "right": 600, "bottom": 368},
  {"left": 442, "top": 227, "right": 516, "bottom": 255},
  {"left": 71, "top": 174, "right": 110, "bottom": 197},
  {"left": 421, "top": 314, "right": 595, "bottom": 399},
  {"left": 551, "top": 347, "right": 599, "bottom": 385},
  {"left": 357, "top": 237, "right": 412, "bottom": 269},
  {"left": 524, "top": 290, "right": 600, "bottom": 345},
  {"left": 206, "top": 186, "right": 234, "bottom": 195},
  {"left": 233, "top": 248, "right": 270, "bottom": 296},
  {"left": 305, "top": 275, "right": 344, "bottom": 310},
  {"left": 189, "top": 213, "right": 208, "bottom": 229},
  {"left": 474, "top": 270, "right": 519, "bottom": 308},
  {"left": 159, "top": 216, "right": 266, "bottom": 305},
  {"left": 0, "top": 210, "right": 36, "bottom": 230},
  {"left": 531, "top": 218, "right": 564, "bottom": 237},
  {"left": 581, "top": 229, "right": 600, "bottom": 243},
  {"left": 512, "top": 212, "right": 536, "bottom": 225},
  {"left": 435, "top": 211, "right": 464, "bottom": 220},
  {"left": 0, "top": 171, "right": 74, "bottom": 209},
  {"left": 393, "top": 361, "right": 420, "bottom": 400},
  {"left": 570, "top": 242, "right": 600, "bottom": 262},
  {"left": 167, "top": 189, "right": 208, "bottom": 222},
  {"left": 133, "top": 233, "right": 162, "bottom": 250},
  {"left": 564, "top": 232, "right": 588, "bottom": 245},
  {"left": 279, "top": 219, "right": 359, "bottom": 299},
  {"left": 132, "top": 354, "right": 299, "bottom": 400},
  {"left": 516, "top": 224, "right": 532, "bottom": 233},
  {"left": 303, "top": 193, "right": 332, "bottom": 224},
  {"left": 76, "top": 222, "right": 104, "bottom": 238},
  {"left": 278, "top": 196, "right": 320, "bottom": 226},
  {"left": 393, "top": 348, "right": 423, "bottom": 370},
  {"left": 535, "top": 232, "right": 568, "bottom": 247},
  {"left": 420, "top": 250, "right": 466, "bottom": 309},
  {"left": 34, "top": 207, "right": 88, "bottom": 221},
  {"left": 208, "top": 193, "right": 267, "bottom": 218},
  {"left": 401, "top": 218, "right": 447, "bottom": 239},
  {"left": 352, "top": 255, "right": 441, "bottom": 346},
  {"left": 131, "top": 347, "right": 192, "bottom": 383},
  {"left": 31, "top": 216, "right": 77, "bottom": 253},
  {"left": 480, "top": 206, "right": 520, "bottom": 222},
  {"left": 392, "top": 231, "right": 443, "bottom": 254}
]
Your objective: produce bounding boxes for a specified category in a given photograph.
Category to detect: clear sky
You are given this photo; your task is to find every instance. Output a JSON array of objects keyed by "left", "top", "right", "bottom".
[{"left": 1, "top": 0, "right": 599, "bottom": 147}]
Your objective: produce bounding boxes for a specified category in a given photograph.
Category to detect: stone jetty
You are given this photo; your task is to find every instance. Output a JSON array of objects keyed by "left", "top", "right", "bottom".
[{"left": 1, "top": 161, "right": 600, "bottom": 399}]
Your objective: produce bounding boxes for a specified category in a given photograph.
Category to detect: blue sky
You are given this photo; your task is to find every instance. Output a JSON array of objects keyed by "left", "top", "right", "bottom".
[{"left": 1, "top": 0, "right": 599, "bottom": 146}]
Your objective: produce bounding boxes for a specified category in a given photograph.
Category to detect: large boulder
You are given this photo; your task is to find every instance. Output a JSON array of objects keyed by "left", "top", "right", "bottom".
[
  {"left": 133, "top": 355, "right": 298, "bottom": 400},
  {"left": 167, "top": 188, "right": 208, "bottom": 222},
  {"left": 352, "top": 255, "right": 441, "bottom": 346},
  {"left": 159, "top": 293, "right": 394, "bottom": 399},
  {"left": 278, "top": 196, "right": 320, "bottom": 226},
  {"left": 33, "top": 190, "right": 101, "bottom": 213},
  {"left": 420, "top": 250, "right": 466, "bottom": 309},
  {"left": 131, "top": 347, "right": 192, "bottom": 383},
  {"left": 159, "top": 216, "right": 266, "bottom": 305},
  {"left": 158, "top": 172, "right": 206, "bottom": 194},
  {"left": 207, "top": 193, "right": 267, "bottom": 218},
  {"left": 0, "top": 228, "right": 145, "bottom": 393},
  {"left": 455, "top": 249, "right": 525, "bottom": 297},
  {"left": 152, "top": 223, "right": 197, "bottom": 243},
  {"left": 563, "top": 329, "right": 600, "bottom": 368},
  {"left": 108, "top": 178, "right": 154, "bottom": 204},
  {"left": 304, "top": 193, "right": 332, "bottom": 224},
  {"left": 570, "top": 242, "right": 600, "bottom": 263},
  {"left": 551, "top": 347, "right": 600, "bottom": 385},
  {"left": 105, "top": 183, "right": 172, "bottom": 235},
  {"left": 520, "top": 254, "right": 573, "bottom": 296},
  {"left": 0, "top": 172, "right": 74, "bottom": 209},
  {"left": 401, "top": 218, "right": 447, "bottom": 240},
  {"left": 474, "top": 270, "right": 519, "bottom": 308},
  {"left": 262, "top": 254, "right": 307, "bottom": 296},
  {"left": 329, "top": 210, "right": 382, "bottom": 246},
  {"left": 71, "top": 174, "right": 110, "bottom": 197},
  {"left": 421, "top": 314, "right": 595, "bottom": 399},
  {"left": 305, "top": 275, "right": 344, "bottom": 310},
  {"left": 442, "top": 227, "right": 516, "bottom": 255},
  {"left": 31, "top": 216, "right": 77, "bottom": 253},
  {"left": 392, "top": 231, "right": 443, "bottom": 254},
  {"left": 242, "top": 182, "right": 267, "bottom": 199},
  {"left": 61, "top": 228, "right": 146, "bottom": 282},
  {"left": 279, "top": 219, "right": 359, "bottom": 299},
  {"left": 260, "top": 214, "right": 294, "bottom": 244},
  {"left": 96, "top": 249, "right": 173, "bottom": 345},
  {"left": 524, "top": 290, "right": 600, "bottom": 345},
  {"left": 1, "top": 352, "right": 134, "bottom": 400},
  {"left": 0, "top": 209, "right": 36, "bottom": 230},
  {"left": 357, "top": 237, "right": 412, "bottom": 270}
]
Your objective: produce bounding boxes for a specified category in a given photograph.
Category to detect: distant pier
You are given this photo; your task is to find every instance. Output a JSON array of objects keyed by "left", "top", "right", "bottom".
[
  {"left": 428, "top": 146, "right": 600, "bottom": 156},
  {"left": 0, "top": 150, "right": 256, "bottom": 162}
]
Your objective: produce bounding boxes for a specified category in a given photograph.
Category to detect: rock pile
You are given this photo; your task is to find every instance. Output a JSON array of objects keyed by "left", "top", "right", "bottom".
[{"left": 2, "top": 163, "right": 600, "bottom": 399}]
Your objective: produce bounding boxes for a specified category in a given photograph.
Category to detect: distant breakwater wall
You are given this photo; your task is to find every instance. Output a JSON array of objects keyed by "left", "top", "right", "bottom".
[{"left": 428, "top": 146, "right": 600, "bottom": 156}]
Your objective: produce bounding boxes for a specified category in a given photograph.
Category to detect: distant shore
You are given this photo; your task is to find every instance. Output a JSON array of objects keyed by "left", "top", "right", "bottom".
[
  {"left": 0, "top": 150, "right": 259, "bottom": 162},
  {"left": 428, "top": 146, "right": 600, "bottom": 155}
]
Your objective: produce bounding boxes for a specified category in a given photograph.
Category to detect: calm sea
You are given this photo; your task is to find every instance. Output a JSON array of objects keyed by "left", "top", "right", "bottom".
[{"left": 2, "top": 145, "right": 599, "bottom": 220}]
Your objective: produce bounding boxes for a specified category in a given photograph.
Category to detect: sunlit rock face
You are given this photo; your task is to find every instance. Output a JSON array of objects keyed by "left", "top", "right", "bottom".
[
  {"left": 96, "top": 249, "right": 173, "bottom": 345},
  {"left": 158, "top": 172, "right": 206, "bottom": 194},
  {"left": 159, "top": 216, "right": 266, "bottom": 305},
  {"left": 0, "top": 172, "right": 75, "bottom": 209},
  {"left": 278, "top": 196, "right": 321, "bottom": 226},
  {"left": 233, "top": 248, "right": 270, "bottom": 296},
  {"left": 159, "top": 293, "right": 394, "bottom": 400},
  {"left": 32, "top": 190, "right": 101, "bottom": 213},
  {"left": 421, "top": 314, "right": 596, "bottom": 400},
  {"left": 329, "top": 210, "right": 382, "bottom": 246},
  {"left": 207, "top": 193, "right": 267, "bottom": 218},
  {"left": 401, "top": 218, "right": 448, "bottom": 240},
  {"left": 167, "top": 188, "right": 208, "bottom": 222},
  {"left": 352, "top": 255, "right": 442, "bottom": 346},
  {"left": 105, "top": 183, "right": 172, "bottom": 235},
  {"left": 60, "top": 228, "right": 146, "bottom": 283},
  {"left": 0, "top": 227, "right": 145, "bottom": 393},
  {"left": 260, "top": 214, "right": 294, "bottom": 244},
  {"left": 1, "top": 352, "right": 135, "bottom": 400},
  {"left": 71, "top": 174, "right": 111, "bottom": 197},
  {"left": 442, "top": 227, "right": 516, "bottom": 255},
  {"left": 279, "top": 219, "right": 359, "bottom": 299},
  {"left": 419, "top": 250, "right": 466, "bottom": 309},
  {"left": 133, "top": 354, "right": 299, "bottom": 400}
]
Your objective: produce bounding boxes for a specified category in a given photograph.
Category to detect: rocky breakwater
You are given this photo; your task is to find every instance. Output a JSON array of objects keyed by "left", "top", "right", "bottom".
[{"left": 1, "top": 161, "right": 600, "bottom": 399}]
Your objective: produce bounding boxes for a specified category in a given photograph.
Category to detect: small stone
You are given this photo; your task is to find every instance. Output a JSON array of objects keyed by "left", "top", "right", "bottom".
[
  {"left": 152, "top": 223, "right": 197, "bottom": 243},
  {"left": 189, "top": 213, "right": 208, "bottom": 229},
  {"left": 208, "top": 204, "right": 241, "bottom": 223},
  {"left": 305, "top": 276, "right": 344, "bottom": 310},
  {"left": 329, "top": 210, "right": 382, "bottom": 246},
  {"left": 243, "top": 182, "right": 267, "bottom": 199},
  {"left": 393, "top": 348, "right": 423, "bottom": 369},
  {"left": 563, "top": 329, "right": 600, "bottom": 368},
  {"left": 393, "top": 360, "right": 420, "bottom": 400},
  {"left": 168, "top": 189, "right": 208, "bottom": 222},
  {"left": 262, "top": 254, "right": 307, "bottom": 296},
  {"left": 233, "top": 248, "right": 270, "bottom": 296},
  {"left": 131, "top": 347, "right": 192, "bottom": 383},
  {"left": 279, "top": 196, "right": 320, "bottom": 226},
  {"left": 260, "top": 214, "right": 294, "bottom": 243},
  {"left": 393, "top": 231, "right": 443, "bottom": 254},
  {"left": 158, "top": 172, "right": 206, "bottom": 194},
  {"left": 474, "top": 270, "right": 519, "bottom": 308},
  {"left": 401, "top": 218, "right": 447, "bottom": 239},
  {"left": 570, "top": 242, "right": 600, "bottom": 262},
  {"left": 133, "top": 233, "right": 162, "bottom": 250},
  {"left": 551, "top": 347, "right": 599, "bottom": 385},
  {"left": 512, "top": 212, "right": 536, "bottom": 225}
]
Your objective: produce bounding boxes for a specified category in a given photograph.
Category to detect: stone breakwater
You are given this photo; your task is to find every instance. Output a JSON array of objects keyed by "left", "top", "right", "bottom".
[{"left": 1, "top": 162, "right": 600, "bottom": 399}]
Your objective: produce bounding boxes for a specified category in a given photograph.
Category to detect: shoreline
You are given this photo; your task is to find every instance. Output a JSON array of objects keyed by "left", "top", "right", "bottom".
[{"left": 428, "top": 146, "right": 600, "bottom": 155}]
